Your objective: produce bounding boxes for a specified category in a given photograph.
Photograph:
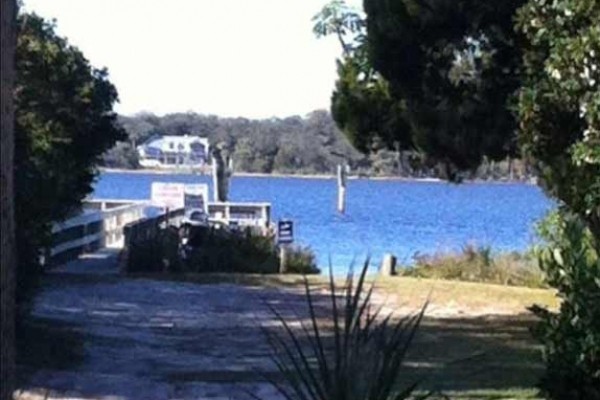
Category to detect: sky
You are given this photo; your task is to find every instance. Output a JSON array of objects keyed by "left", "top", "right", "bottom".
[{"left": 23, "top": 0, "right": 362, "bottom": 119}]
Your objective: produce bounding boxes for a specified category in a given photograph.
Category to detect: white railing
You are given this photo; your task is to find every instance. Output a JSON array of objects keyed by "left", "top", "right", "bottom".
[
  {"left": 207, "top": 202, "right": 271, "bottom": 231},
  {"left": 48, "top": 199, "right": 147, "bottom": 265}
]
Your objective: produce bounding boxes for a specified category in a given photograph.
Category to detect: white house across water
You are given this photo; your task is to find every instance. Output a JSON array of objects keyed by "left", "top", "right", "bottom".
[{"left": 137, "top": 135, "right": 210, "bottom": 168}]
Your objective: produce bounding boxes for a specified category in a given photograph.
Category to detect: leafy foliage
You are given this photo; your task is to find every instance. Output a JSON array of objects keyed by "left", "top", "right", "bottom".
[
  {"left": 314, "top": 1, "right": 414, "bottom": 163},
  {"left": 285, "top": 245, "right": 321, "bottom": 275},
  {"left": 322, "top": 0, "right": 600, "bottom": 397},
  {"left": 516, "top": 0, "right": 600, "bottom": 238},
  {"left": 514, "top": 2, "right": 600, "bottom": 397},
  {"left": 264, "top": 260, "right": 429, "bottom": 400},
  {"left": 102, "top": 140, "right": 139, "bottom": 169},
  {"left": 328, "top": 0, "right": 526, "bottom": 178},
  {"left": 331, "top": 58, "right": 410, "bottom": 155},
  {"left": 530, "top": 212, "right": 600, "bottom": 399},
  {"left": 15, "top": 13, "right": 124, "bottom": 299},
  {"left": 312, "top": 0, "right": 365, "bottom": 58}
]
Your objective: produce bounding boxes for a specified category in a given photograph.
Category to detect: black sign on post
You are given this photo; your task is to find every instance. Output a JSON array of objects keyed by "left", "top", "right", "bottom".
[{"left": 277, "top": 220, "right": 294, "bottom": 244}]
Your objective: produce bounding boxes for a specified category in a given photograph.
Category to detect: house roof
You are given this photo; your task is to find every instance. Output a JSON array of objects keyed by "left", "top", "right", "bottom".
[{"left": 138, "top": 135, "right": 209, "bottom": 153}]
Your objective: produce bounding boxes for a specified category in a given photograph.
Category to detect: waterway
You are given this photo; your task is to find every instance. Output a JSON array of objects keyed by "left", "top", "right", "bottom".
[{"left": 93, "top": 171, "right": 553, "bottom": 272}]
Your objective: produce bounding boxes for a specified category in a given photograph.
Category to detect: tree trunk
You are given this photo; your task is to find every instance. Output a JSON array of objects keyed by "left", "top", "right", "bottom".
[{"left": 1, "top": 0, "right": 17, "bottom": 398}]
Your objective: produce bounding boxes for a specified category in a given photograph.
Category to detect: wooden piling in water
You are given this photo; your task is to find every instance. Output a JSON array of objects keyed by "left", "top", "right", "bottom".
[
  {"left": 211, "top": 148, "right": 232, "bottom": 202},
  {"left": 337, "top": 164, "right": 347, "bottom": 214},
  {"left": 380, "top": 253, "right": 397, "bottom": 276}
]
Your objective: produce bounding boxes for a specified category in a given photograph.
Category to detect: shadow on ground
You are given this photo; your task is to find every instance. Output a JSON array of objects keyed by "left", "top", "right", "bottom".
[
  {"left": 406, "top": 314, "right": 542, "bottom": 393},
  {"left": 17, "top": 316, "right": 86, "bottom": 382},
  {"left": 16, "top": 254, "right": 543, "bottom": 399}
]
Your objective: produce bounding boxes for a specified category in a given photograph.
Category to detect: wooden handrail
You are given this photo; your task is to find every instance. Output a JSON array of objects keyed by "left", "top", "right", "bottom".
[{"left": 48, "top": 201, "right": 146, "bottom": 266}]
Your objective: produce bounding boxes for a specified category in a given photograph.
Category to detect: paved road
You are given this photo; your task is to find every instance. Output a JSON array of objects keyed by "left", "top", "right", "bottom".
[{"left": 17, "top": 250, "right": 315, "bottom": 400}]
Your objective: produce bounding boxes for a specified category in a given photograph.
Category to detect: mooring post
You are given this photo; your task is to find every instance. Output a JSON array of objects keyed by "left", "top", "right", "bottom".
[
  {"left": 211, "top": 147, "right": 232, "bottom": 202},
  {"left": 164, "top": 207, "right": 170, "bottom": 228},
  {"left": 212, "top": 149, "right": 223, "bottom": 202},
  {"left": 337, "top": 164, "right": 347, "bottom": 214},
  {"left": 380, "top": 253, "right": 397, "bottom": 276}
]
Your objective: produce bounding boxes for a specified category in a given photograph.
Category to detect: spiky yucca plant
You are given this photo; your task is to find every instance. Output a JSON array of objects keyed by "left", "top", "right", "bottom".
[{"left": 264, "top": 260, "right": 429, "bottom": 400}]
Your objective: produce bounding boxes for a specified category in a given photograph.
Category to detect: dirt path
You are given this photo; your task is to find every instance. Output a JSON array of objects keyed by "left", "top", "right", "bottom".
[
  {"left": 17, "top": 250, "right": 297, "bottom": 399},
  {"left": 16, "top": 250, "right": 546, "bottom": 400}
]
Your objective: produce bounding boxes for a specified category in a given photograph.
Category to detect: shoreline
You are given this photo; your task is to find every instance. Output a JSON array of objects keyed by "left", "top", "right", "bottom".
[{"left": 98, "top": 167, "right": 536, "bottom": 185}]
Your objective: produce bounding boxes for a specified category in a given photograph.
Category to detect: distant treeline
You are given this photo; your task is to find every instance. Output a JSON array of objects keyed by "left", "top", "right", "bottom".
[{"left": 102, "top": 110, "right": 532, "bottom": 180}]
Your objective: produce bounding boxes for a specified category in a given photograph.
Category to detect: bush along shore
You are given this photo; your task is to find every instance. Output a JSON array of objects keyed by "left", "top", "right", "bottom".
[
  {"left": 400, "top": 245, "right": 546, "bottom": 289},
  {"left": 125, "top": 224, "right": 320, "bottom": 275},
  {"left": 126, "top": 224, "right": 545, "bottom": 290}
]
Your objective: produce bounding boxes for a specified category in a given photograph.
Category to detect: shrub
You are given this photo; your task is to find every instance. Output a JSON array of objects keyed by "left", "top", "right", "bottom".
[
  {"left": 126, "top": 226, "right": 181, "bottom": 273},
  {"left": 264, "top": 260, "right": 429, "bottom": 400},
  {"left": 181, "top": 227, "right": 279, "bottom": 273},
  {"left": 530, "top": 211, "right": 600, "bottom": 400},
  {"left": 126, "top": 225, "right": 320, "bottom": 275},
  {"left": 285, "top": 245, "right": 321, "bottom": 275},
  {"left": 401, "top": 245, "right": 546, "bottom": 288}
]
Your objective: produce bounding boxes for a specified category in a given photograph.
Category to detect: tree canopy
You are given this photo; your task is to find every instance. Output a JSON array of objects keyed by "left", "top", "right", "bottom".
[
  {"left": 515, "top": 3, "right": 599, "bottom": 397},
  {"left": 15, "top": 13, "right": 124, "bottom": 296},
  {"left": 516, "top": 0, "right": 599, "bottom": 236},
  {"left": 313, "top": 0, "right": 527, "bottom": 179},
  {"left": 318, "top": 1, "right": 599, "bottom": 397},
  {"left": 106, "top": 109, "right": 529, "bottom": 180}
]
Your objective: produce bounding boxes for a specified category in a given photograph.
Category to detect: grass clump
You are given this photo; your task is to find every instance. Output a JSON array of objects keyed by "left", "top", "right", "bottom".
[
  {"left": 285, "top": 245, "right": 321, "bottom": 274},
  {"left": 401, "top": 245, "right": 546, "bottom": 288},
  {"left": 264, "top": 260, "right": 430, "bottom": 400}
]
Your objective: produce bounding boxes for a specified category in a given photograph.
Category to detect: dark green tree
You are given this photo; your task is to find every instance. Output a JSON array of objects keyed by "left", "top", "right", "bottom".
[
  {"left": 331, "top": 58, "right": 409, "bottom": 154},
  {"left": 516, "top": 0, "right": 599, "bottom": 237},
  {"left": 1, "top": 0, "right": 18, "bottom": 397},
  {"left": 15, "top": 13, "right": 125, "bottom": 298},
  {"left": 313, "top": 1, "right": 413, "bottom": 171},
  {"left": 328, "top": 0, "right": 599, "bottom": 397},
  {"left": 362, "top": 0, "right": 526, "bottom": 178},
  {"left": 515, "top": 1, "right": 600, "bottom": 398}
]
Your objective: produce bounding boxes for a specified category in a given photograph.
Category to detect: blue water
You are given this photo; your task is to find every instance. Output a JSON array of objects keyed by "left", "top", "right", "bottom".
[{"left": 93, "top": 172, "right": 553, "bottom": 271}]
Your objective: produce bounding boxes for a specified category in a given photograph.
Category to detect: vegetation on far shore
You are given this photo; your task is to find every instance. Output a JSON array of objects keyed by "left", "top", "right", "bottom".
[{"left": 103, "top": 110, "right": 533, "bottom": 182}]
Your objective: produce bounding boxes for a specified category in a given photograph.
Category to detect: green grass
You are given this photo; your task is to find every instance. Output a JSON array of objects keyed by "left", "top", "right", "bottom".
[
  {"left": 132, "top": 271, "right": 557, "bottom": 399},
  {"left": 401, "top": 245, "right": 546, "bottom": 289},
  {"left": 132, "top": 271, "right": 559, "bottom": 314},
  {"left": 264, "top": 261, "right": 427, "bottom": 400},
  {"left": 401, "top": 314, "right": 545, "bottom": 398}
]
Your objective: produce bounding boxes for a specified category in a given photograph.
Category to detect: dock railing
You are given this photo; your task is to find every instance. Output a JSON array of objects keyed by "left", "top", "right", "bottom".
[
  {"left": 49, "top": 199, "right": 273, "bottom": 268},
  {"left": 120, "top": 207, "right": 186, "bottom": 272},
  {"left": 122, "top": 207, "right": 186, "bottom": 247},
  {"left": 48, "top": 199, "right": 147, "bottom": 266},
  {"left": 208, "top": 202, "right": 272, "bottom": 234}
]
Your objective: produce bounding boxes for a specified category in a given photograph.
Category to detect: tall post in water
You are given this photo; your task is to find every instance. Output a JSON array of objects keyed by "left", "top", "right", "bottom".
[
  {"left": 211, "top": 147, "right": 232, "bottom": 202},
  {"left": 226, "top": 155, "right": 233, "bottom": 200},
  {"left": 211, "top": 148, "right": 224, "bottom": 202},
  {"left": 337, "top": 164, "right": 347, "bottom": 214}
]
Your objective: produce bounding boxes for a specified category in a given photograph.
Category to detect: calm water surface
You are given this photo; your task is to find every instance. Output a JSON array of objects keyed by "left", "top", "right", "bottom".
[{"left": 93, "top": 172, "right": 553, "bottom": 272}]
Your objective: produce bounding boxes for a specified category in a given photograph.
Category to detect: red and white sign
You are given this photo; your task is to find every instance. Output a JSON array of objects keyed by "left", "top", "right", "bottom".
[{"left": 151, "top": 182, "right": 185, "bottom": 209}]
